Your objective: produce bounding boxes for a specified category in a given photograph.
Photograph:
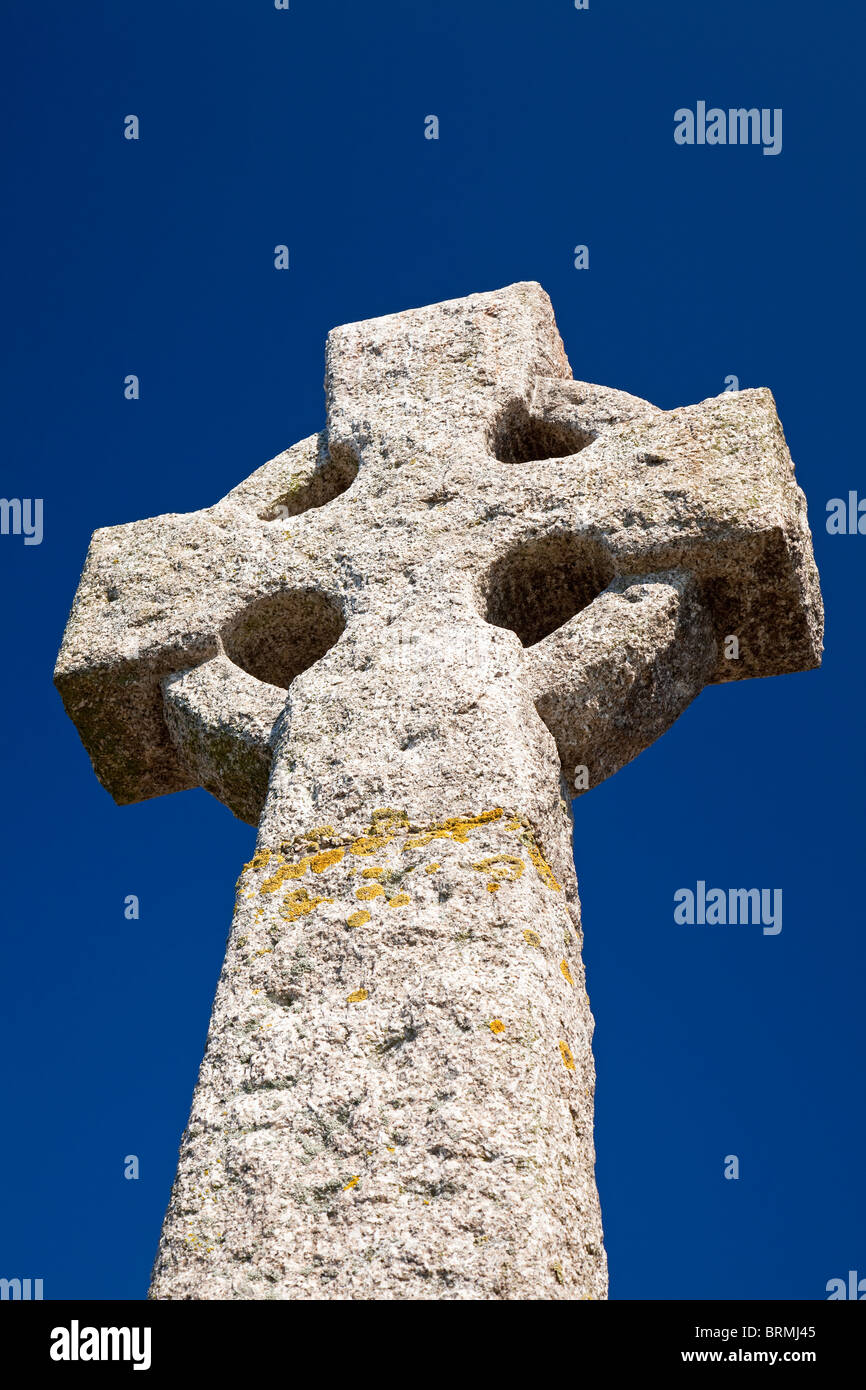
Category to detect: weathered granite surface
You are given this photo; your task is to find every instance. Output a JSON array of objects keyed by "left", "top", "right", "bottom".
[{"left": 55, "top": 283, "right": 823, "bottom": 1299}]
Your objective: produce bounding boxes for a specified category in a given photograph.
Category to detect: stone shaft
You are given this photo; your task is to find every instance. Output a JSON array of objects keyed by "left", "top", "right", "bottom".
[
  {"left": 148, "top": 592, "right": 606, "bottom": 1298},
  {"left": 149, "top": 810, "right": 601, "bottom": 1300}
]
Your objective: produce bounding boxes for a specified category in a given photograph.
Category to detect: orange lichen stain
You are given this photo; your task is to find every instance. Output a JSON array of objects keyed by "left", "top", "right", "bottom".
[
  {"left": 279, "top": 888, "right": 333, "bottom": 922},
  {"left": 425, "top": 862, "right": 440, "bottom": 874},
  {"left": 361, "top": 866, "right": 386, "bottom": 879},
  {"left": 347, "top": 988, "right": 368, "bottom": 1004},
  {"left": 388, "top": 893, "right": 411, "bottom": 908},
  {"left": 523, "top": 930, "right": 541, "bottom": 948},
  {"left": 489, "top": 1019, "right": 506, "bottom": 1035},
  {"left": 343, "top": 1175, "right": 360, "bottom": 1191},
  {"left": 356, "top": 884, "right": 385, "bottom": 901},
  {"left": 347, "top": 909, "right": 371, "bottom": 928},
  {"left": 310, "top": 847, "right": 344, "bottom": 873},
  {"left": 386, "top": 1146, "right": 395, "bottom": 1152},
  {"left": 559, "top": 1040, "right": 576, "bottom": 1071},
  {"left": 560, "top": 960, "right": 574, "bottom": 985}
]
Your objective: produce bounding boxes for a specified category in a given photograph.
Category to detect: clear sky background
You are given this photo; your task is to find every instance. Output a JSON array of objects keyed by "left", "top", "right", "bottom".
[{"left": 1, "top": 0, "right": 863, "bottom": 1300}]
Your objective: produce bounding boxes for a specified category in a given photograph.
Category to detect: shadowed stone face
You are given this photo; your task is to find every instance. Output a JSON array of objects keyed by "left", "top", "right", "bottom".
[{"left": 55, "top": 283, "right": 822, "bottom": 1300}]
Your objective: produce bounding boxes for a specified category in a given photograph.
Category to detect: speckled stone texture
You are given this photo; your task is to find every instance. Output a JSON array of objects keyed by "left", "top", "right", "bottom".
[{"left": 54, "top": 282, "right": 823, "bottom": 1300}]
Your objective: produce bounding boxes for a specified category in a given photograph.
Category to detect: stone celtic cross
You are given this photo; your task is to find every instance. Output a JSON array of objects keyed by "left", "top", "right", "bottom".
[{"left": 55, "top": 283, "right": 822, "bottom": 1300}]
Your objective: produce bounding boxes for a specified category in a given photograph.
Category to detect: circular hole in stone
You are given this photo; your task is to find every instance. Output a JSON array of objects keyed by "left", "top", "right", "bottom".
[
  {"left": 491, "top": 400, "right": 594, "bottom": 464},
  {"left": 222, "top": 590, "right": 345, "bottom": 689},
  {"left": 483, "top": 533, "right": 615, "bottom": 647},
  {"left": 258, "top": 438, "right": 359, "bottom": 521}
]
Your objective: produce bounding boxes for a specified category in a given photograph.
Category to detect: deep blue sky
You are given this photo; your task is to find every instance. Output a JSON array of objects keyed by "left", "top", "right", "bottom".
[{"left": 1, "top": 0, "right": 862, "bottom": 1300}]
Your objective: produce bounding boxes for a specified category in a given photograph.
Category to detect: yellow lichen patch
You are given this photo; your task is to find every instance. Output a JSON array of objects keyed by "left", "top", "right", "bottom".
[
  {"left": 349, "top": 809, "right": 407, "bottom": 854},
  {"left": 309, "top": 847, "right": 344, "bottom": 873},
  {"left": 388, "top": 893, "right": 410, "bottom": 907},
  {"left": 349, "top": 834, "right": 393, "bottom": 856},
  {"left": 361, "top": 866, "right": 386, "bottom": 879},
  {"left": 262, "top": 845, "right": 344, "bottom": 889},
  {"left": 343, "top": 1175, "right": 360, "bottom": 1191},
  {"left": 347, "top": 909, "right": 371, "bottom": 928},
  {"left": 559, "top": 1040, "right": 576, "bottom": 1071},
  {"left": 261, "top": 860, "right": 308, "bottom": 893},
  {"left": 346, "top": 988, "right": 368, "bottom": 1004},
  {"left": 404, "top": 808, "right": 504, "bottom": 851},
  {"left": 440, "top": 808, "right": 504, "bottom": 843},
  {"left": 248, "top": 847, "right": 272, "bottom": 871},
  {"left": 369, "top": 807, "right": 409, "bottom": 829},
  {"left": 403, "top": 829, "right": 442, "bottom": 851},
  {"left": 528, "top": 845, "right": 561, "bottom": 889},
  {"left": 486, "top": 883, "right": 500, "bottom": 893},
  {"left": 489, "top": 1019, "right": 506, "bottom": 1035},
  {"left": 560, "top": 960, "right": 574, "bottom": 985},
  {"left": 526, "top": 841, "right": 561, "bottom": 891},
  {"left": 497, "top": 815, "right": 562, "bottom": 891},
  {"left": 305, "top": 825, "right": 334, "bottom": 840},
  {"left": 356, "top": 884, "right": 385, "bottom": 901},
  {"left": 523, "top": 929, "right": 541, "bottom": 948},
  {"left": 279, "top": 888, "right": 333, "bottom": 922},
  {"left": 473, "top": 854, "right": 524, "bottom": 883},
  {"left": 425, "top": 862, "right": 440, "bottom": 874}
]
